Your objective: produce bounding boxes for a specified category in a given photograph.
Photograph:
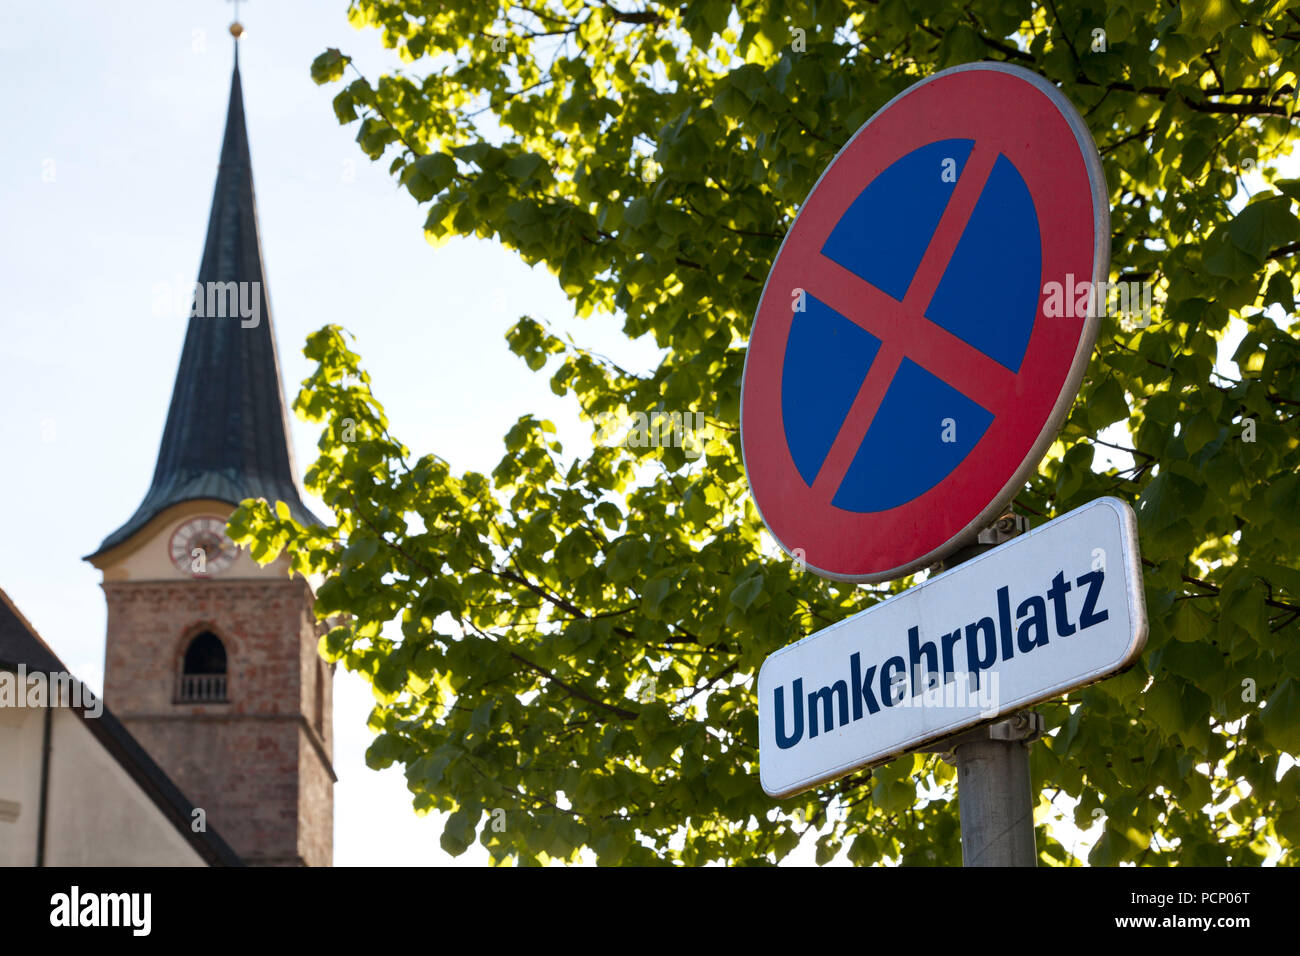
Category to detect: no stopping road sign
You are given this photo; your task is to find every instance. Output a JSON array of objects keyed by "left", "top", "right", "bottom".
[{"left": 741, "top": 63, "right": 1109, "bottom": 582}]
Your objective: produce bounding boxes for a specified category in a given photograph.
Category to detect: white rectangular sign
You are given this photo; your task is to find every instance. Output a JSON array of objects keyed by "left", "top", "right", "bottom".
[{"left": 758, "top": 497, "right": 1147, "bottom": 798}]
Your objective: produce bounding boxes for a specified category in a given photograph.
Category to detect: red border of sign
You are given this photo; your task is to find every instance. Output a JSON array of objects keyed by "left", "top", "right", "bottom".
[{"left": 741, "top": 62, "right": 1110, "bottom": 583}]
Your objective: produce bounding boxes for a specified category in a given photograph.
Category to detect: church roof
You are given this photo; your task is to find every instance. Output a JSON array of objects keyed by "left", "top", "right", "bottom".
[
  {"left": 88, "top": 58, "right": 321, "bottom": 560},
  {"left": 0, "top": 588, "right": 244, "bottom": 866}
]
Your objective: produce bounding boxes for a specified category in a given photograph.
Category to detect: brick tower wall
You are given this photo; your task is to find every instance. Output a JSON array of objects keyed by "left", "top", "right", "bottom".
[{"left": 102, "top": 578, "right": 334, "bottom": 866}]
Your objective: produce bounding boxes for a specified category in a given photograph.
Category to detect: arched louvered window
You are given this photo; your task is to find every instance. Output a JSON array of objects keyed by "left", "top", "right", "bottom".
[{"left": 178, "top": 631, "right": 228, "bottom": 702}]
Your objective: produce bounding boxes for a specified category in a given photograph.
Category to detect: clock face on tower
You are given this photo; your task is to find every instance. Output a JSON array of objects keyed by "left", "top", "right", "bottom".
[{"left": 169, "top": 515, "right": 239, "bottom": 577}]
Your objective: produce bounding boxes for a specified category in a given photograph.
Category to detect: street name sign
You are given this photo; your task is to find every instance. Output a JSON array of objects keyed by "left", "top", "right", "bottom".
[
  {"left": 740, "top": 62, "right": 1109, "bottom": 582},
  {"left": 757, "top": 497, "right": 1146, "bottom": 798}
]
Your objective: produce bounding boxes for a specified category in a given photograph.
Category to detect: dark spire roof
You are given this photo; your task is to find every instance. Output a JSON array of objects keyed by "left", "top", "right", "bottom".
[{"left": 89, "top": 58, "right": 320, "bottom": 559}]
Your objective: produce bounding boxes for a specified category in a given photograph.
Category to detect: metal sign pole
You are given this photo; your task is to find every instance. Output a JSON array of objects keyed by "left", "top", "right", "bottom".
[
  {"left": 933, "top": 513, "right": 1041, "bottom": 867},
  {"left": 951, "top": 717, "right": 1041, "bottom": 865}
]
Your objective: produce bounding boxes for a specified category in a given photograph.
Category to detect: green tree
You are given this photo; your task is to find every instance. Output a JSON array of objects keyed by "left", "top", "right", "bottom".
[{"left": 230, "top": 0, "right": 1300, "bottom": 864}]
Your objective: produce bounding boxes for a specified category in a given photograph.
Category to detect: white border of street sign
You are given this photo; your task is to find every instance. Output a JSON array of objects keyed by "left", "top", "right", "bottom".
[
  {"left": 757, "top": 497, "right": 1146, "bottom": 798},
  {"left": 740, "top": 61, "right": 1111, "bottom": 583}
]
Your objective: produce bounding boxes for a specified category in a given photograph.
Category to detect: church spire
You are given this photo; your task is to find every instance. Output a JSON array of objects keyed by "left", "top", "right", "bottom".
[{"left": 90, "top": 47, "right": 319, "bottom": 559}]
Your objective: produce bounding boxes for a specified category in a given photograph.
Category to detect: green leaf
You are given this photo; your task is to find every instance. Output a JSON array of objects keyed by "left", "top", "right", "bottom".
[
  {"left": 1258, "top": 680, "right": 1300, "bottom": 753},
  {"left": 345, "top": 534, "right": 380, "bottom": 563},
  {"left": 440, "top": 808, "right": 477, "bottom": 857},
  {"left": 1090, "top": 377, "right": 1130, "bottom": 428},
  {"left": 593, "top": 501, "right": 623, "bottom": 530},
  {"left": 1136, "top": 470, "right": 1205, "bottom": 534},
  {"left": 642, "top": 575, "right": 672, "bottom": 617},
  {"left": 624, "top": 197, "right": 650, "bottom": 228},
  {"left": 1143, "top": 679, "right": 1189, "bottom": 736},
  {"left": 332, "top": 89, "right": 357, "bottom": 124},
  {"left": 728, "top": 574, "right": 763, "bottom": 611},
  {"left": 413, "top": 153, "right": 457, "bottom": 192},
  {"left": 1161, "top": 639, "right": 1223, "bottom": 682},
  {"left": 1169, "top": 599, "right": 1212, "bottom": 642},
  {"left": 1265, "top": 474, "right": 1300, "bottom": 542},
  {"left": 505, "top": 152, "right": 544, "bottom": 182},
  {"left": 1179, "top": 0, "right": 1242, "bottom": 39},
  {"left": 310, "top": 48, "right": 348, "bottom": 85},
  {"left": 604, "top": 538, "right": 645, "bottom": 584},
  {"left": 1229, "top": 198, "right": 1300, "bottom": 262}
]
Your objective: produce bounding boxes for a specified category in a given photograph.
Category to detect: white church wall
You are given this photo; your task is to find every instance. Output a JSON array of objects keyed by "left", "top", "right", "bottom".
[
  {"left": 0, "top": 704, "right": 44, "bottom": 866},
  {"left": 41, "top": 709, "right": 206, "bottom": 866}
]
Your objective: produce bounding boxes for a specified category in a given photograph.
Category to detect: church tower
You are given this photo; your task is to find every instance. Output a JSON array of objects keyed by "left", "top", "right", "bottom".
[{"left": 85, "top": 31, "right": 334, "bottom": 867}]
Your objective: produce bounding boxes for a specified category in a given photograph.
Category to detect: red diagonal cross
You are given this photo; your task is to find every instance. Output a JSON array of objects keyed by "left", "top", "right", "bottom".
[{"left": 785, "top": 143, "right": 1022, "bottom": 504}]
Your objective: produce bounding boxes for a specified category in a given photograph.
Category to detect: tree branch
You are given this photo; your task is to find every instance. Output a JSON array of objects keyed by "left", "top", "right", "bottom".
[{"left": 509, "top": 651, "right": 639, "bottom": 719}]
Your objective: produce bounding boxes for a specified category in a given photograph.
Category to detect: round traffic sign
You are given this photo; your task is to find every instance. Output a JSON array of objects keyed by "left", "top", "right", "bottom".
[{"left": 741, "top": 62, "right": 1109, "bottom": 582}]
